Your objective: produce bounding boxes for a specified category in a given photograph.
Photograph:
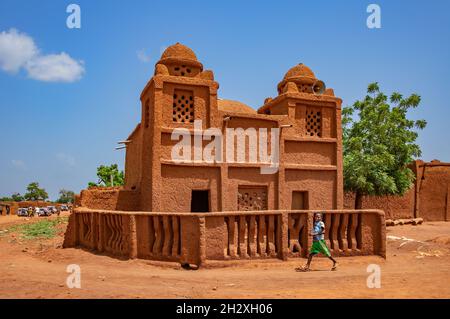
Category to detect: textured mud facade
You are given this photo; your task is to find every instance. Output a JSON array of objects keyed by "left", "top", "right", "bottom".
[
  {"left": 344, "top": 160, "right": 450, "bottom": 221},
  {"left": 123, "top": 43, "right": 343, "bottom": 212},
  {"left": 65, "top": 43, "right": 386, "bottom": 263}
]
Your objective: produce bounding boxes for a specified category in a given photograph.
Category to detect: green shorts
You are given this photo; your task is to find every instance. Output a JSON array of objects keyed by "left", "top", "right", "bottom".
[{"left": 310, "top": 240, "right": 331, "bottom": 257}]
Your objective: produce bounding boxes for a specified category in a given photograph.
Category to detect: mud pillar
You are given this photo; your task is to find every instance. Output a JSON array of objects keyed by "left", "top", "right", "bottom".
[
  {"left": 330, "top": 214, "right": 340, "bottom": 253},
  {"left": 128, "top": 215, "right": 138, "bottom": 259},
  {"left": 238, "top": 215, "right": 248, "bottom": 258},
  {"left": 335, "top": 107, "right": 344, "bottom": 209},
  {"left": 306, "top": 212, "right": 313, "bottom": 255},
  {"left": 180, "top": 216, "right": 200, "bottom": 265},
  {"left": 379, "top": 212, "right": 387, "bottom": 259},
  {"left": 91, "top": 213, "right": 98, "bottom": 250},
  {"left": 98, "top": 213, "right": 104, "bottom": 252},
  {"left": 414, "top": 161, "right": 423, "bottom": 219},
  {"left": 279, "top": 212, "right": 288, "bottom": 261},
  {"left": 359, "top": 212, "right": 386, "bottom": 258},
  {"left": 198, "top": 216, "right": 206, "bottom": 266}
]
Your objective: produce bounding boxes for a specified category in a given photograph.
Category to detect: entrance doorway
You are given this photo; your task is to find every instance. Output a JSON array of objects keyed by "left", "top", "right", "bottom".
[{"left": 191, "top": 190, "right": 210, "bottom": 212}]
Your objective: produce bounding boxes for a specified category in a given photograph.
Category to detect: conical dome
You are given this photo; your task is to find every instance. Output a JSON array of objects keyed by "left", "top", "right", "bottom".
[
  {"left": 157, "top": 42, "right": 203, "bottom": 70},
  {"left": 282, "top": 63, "right": 316, "bottom": 80},
  {"left": 160, "top": 43, "right": 198, "bottom": 61},
  {"left": 277, "top": 63, "right": 324, "bottom": 94}
]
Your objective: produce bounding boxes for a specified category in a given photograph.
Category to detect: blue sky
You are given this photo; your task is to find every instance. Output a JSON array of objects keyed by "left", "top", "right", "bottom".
[{"left": 0, "top": 0, "right": 449, "bottom": 200}]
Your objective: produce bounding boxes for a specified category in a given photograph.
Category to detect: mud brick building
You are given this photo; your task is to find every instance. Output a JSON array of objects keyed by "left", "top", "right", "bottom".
[
  {"left": 65, "top": 43, "right": 386, "bottom": 265},
  {"left": 119, "top": 43, "right": 343, "bottom": 213},
  {"left": 0, "top": 201, "right": 17, "bottom": 216}
]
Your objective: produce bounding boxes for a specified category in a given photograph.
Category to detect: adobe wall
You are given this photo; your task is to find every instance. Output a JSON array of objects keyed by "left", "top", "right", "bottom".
[
  {"left": 79, "top": 187, "right": 139, "bottom": 211},
  {"left": 283, "top": 140, "right": 336, "bottom": 166},
  {"left": 160, "top": 166, "right": 221, "bottom": 212},
  {"left": 73, "top": 194, "right": 81, "bottom": 207},
  {"left": 0, "top": 202, "right": 18, "bottom": 216},
  {"left": 343, "top": 189, "right": 415, "bottom": 220},
  {"left": 225, "top": 167, "right": 277, "bottom": 211},
  {"left": 123, "top": 124, "right": 142, "bottom": 190},
  {"left": 343, "top": 160, "right": 450, "bottom": 222},
  {"left": 417, "top": 162, "right": 450, "bottom": 221}
]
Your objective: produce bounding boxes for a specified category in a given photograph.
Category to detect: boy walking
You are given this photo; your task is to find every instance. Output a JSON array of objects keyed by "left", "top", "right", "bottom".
[{"left": 296, "top": 212, "right": 337, "bottom": 272}]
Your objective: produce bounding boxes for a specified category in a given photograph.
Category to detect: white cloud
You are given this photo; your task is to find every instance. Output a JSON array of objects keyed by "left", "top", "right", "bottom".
[
  {"left": 26, "top": 53, "right": 84, "bottom": 82},
  {"left": 0, "top": 28, "right": 84, "bottom": 82},
  {"left": 56, "top": 153, "right": 76, "bottom": 167},
  {"left": 0, "top": 29, "right": 38, "bottom": 73},
  {"left": 137, "top": 49, "right": 151, "bottom": 63},
  {"left": 11, "top": 159, "right": 26, "bottom": 170}
]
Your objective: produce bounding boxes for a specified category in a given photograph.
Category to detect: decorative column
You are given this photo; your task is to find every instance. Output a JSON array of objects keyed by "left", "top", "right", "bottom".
[
  {"left": 198, "top": 216, "right": 206, "bottom": 265},
  {"left": 279, "top": 212, "right": 289, "bottom": 261},
  {"left": 128, "top": 215, "right": 138, "bottom": 259}
]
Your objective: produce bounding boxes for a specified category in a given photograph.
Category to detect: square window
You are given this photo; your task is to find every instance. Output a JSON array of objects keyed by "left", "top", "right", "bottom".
[{"left": 237, "top": 186, "right": 268, "bottom": 211}]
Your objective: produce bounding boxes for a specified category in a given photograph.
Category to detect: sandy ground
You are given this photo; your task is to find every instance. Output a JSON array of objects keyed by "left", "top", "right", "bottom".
[{"left": 0, "top": 213, "right": 449, "bottom": 299}]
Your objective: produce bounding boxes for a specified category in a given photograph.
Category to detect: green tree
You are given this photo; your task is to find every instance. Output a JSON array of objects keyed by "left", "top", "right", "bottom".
[
  {"left": 88, "top": 164, "right": 124, "bottom": 187},
  {"left": 24, "top": 182, "right": 49, "bottom": 201},
  {"left": 342, "top": 83, "right": 427, "bottom": 209},
  {"left": 0, "top": 193, "right": 24, "bottom": 202},
  {"left": 56, "top": 189, "right": 75, "bottom": 203},
  {"left": 11, "top": 193, "right": 24, "bottom": 202}
]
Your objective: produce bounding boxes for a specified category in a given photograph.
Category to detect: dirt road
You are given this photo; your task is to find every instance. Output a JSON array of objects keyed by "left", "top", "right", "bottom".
[{"left": 0, "top": 214, "right": 449, "bottom": 299}]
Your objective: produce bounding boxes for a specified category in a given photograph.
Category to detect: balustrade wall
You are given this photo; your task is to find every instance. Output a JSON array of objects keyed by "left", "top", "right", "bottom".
[{"left": 64, "top": 209, "right": 386, "bottom": 265}]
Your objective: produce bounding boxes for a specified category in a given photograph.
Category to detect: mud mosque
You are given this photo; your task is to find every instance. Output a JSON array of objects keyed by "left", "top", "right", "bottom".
[
  {"left": 123, "top": 42, "right": 345, "bottom": 213},
  {"left": 64, "top": 43, "right": 386, "bottom": 266}
]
